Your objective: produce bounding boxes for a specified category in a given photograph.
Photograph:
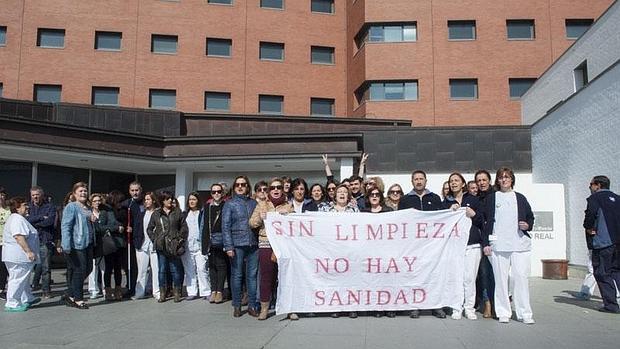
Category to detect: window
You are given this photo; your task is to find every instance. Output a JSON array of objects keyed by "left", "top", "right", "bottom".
[
  {"left": 448, "top": 20, "right": 476, "bottom": 40},
  {"left": 33, "top": 84, "right": 62, "bottom": 103},
  {"left": 356, "top": 22, "right": 416, "bottom": 47},
  {"left": 206, "top": 38, "right": 232, "bottom": 57},
  {"left": 261, "top": 0, "right": 283, "bottom": 9},
  {"left": 259, "top": 42, "right": 284, "bottom": 61},
  {"left": 37, "top": 28, "right": 65, "bottom": 48},
  {"left": 258, "top": 94, "right": 283, "bottom": 114},
  {"left": 573, "top": 60, "right": 588, "bottom": 92},
  {"left": 208, "top": 0, "right": 232, "bottom": 4},
  {"left": 0, "top": 82, "right": 3, "bottom": 97},
  {"left": 151, "top": 34, "right": 178, "bottom": 54},
  {"left": 149, "top": 89, "right": 176, "bottom": 109},
  {"left": 205, "top": 91, "right": 231, "bottom": 111},
  {"left": 311, "top": 0, "right": 334, "bottom": 14},
  {"left": 508, "top": 78, "right": 536, "bottom": 99},
  {"left": 450, "top": 79, "right": 478, "bottom": 100},
  {"left": 369, "top": 81, "right": 418, "bottom": 101},
  {"left": 565, "top": 19, "right": 593, "bottom": 39},
  {"left": 0, "top": 26, "right": 6, "bottom": 46},
  {"left": 311, "top": 46, "right": 334, "bottom": 64},
  {"left": 92, "top": 87, "right": 119, "bottom": 106},
  {"left": 506, "top": 20, "right": 535, "bottom": 40},
  {"left": 311, "top": 98, "right": 335, "bottom": 116},
  {"left": 95, "top": 31, "right": 122, "bottom": 51}
]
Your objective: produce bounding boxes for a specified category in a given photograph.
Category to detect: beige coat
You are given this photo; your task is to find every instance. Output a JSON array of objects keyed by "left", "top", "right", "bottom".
[{"left": 249, "top": 200, "right": 294, "bottom": 248}]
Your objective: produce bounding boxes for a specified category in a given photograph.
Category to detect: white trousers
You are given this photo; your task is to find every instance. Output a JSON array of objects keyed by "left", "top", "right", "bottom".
[
  {"left": 5, "top": 262, "right": 35, "bottom": 308},
  {"left": 136, "top": 249, "right": 159, "bottom": 298},
  {"left": 453, "top": 245, "right": 482, "bottom": 313},
  {"left": 490, "top": 250, "right": 533, "bottom": 320},
  {"left": 88, "top": 257, "right": 105, "bottom": 295},
  {"left": 181, "top": 250, "right": 210, "bottom": 297}
]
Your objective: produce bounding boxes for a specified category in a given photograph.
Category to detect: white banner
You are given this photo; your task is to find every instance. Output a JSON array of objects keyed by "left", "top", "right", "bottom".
[{"left": 266, "top": 208, "right": 472, "bottom": 314}]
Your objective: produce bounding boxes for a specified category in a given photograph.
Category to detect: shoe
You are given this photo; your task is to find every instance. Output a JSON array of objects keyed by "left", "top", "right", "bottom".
[
  {"left": 173, "top": 287, "right": 182, "bottom": 303},
  {"left": 104, "top": 287, "right": 114, "bottom": 301},
  {"left": 348, "top": 312, "right": 358, "bottom": 319},
  {"left": 331, "top": 312, "right": 340, "bottom": 318},
  {"left": 409, "top": 309, "right": 420, "bottom": 318},
  {"left": 288, "top": 313, "right": 299, "bottom": 321},
  {"left": 522, "top": 317, "right": 535, "bottom": 324},
  {"left": 89, "top": 292, "right": 101, "bottom": 300},
  {"left": 26, "top": 297, "right": 41, "bottom": 308},
  {"left": 64, "top": 296, "right": 76, "bottom": 307},
  {"left": 209, "top": 292, "right": 216, "bottom": 303},
  {"left": 214, "top": 292, "right": 223, "bottom": 304},
  {"left": 74, "top": 301, "right": 89, "bottom": 310},
  {"left": 5, "top": 304, "right": 28, "bottom": 312},
  {"left": 0, "top": 292, "right": 6, "bottom": 300},
  {"left": 248, "top": 307, "right": 259, "bottom": 317},
  {"left": 233, "top": 307, "right": 242, "bottom": 317},
  {"left": 464, "top": 310, "right": 478, "bottom": 320},
  {"left": 42, "top": 292, "right": 51, "bottom": 300},
  {"left": 186, "top": 295, "right": 197, "bottom": 301},
  {"left": 451, "top": 310, "right": 462, "bottom": 320},
  {"left": 258, "top": 302, "right": 270, "bottom": 320},
  {"left": 432, "top": 309, "right": 446, "bottom": 318},
  {"left": 114, "top": 286, "right": 123, "bottom": 301},
  {"left": 597, "top": 307, "right": 620, "bottom": 314},
  {"left": 483, "top": 300, "right": 492, "bottom": 318},
  {"left": 158, "top": 287, "right": 167, "bottom": 303},
  {"left": 386, "top": 311, "right": 396, "bottom": 318},
  {"left": 575, "top": 292, "right": 591, "bottom": 301},
  {"left": 498, "top": 317, "right": 510, "bottom": 323},
  {"left": 31, "top": 284, "right": 41, "bottom": 291}
]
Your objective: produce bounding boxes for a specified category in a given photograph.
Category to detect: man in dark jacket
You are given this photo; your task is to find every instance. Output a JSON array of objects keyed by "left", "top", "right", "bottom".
[
  {"left": 584, "top": 175, "right": 620, "bottom": 313},
  {"left": 398, "top": 170, "right": 445, "bottom": 318},
  {"left": 120, "top": 181, "right": 144, "bottom": 297},
  {"left": 27, "top": 186, "right": 56, "bottom": 299}
]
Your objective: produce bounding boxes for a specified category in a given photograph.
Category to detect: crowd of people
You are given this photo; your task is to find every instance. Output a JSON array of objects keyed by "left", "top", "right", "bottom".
[{"left": 1, "top": 156, "right": 618, "bottom": 322}]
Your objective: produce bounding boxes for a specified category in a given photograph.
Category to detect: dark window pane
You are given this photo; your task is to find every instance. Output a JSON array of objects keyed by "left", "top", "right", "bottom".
[
  {"left": 38, "top": 164, "right": 89, "bottom": 207},
  {"left": 311, "top": 46, "right": 334, "bottom": 64},
  {"left": 0, "top": 160, "right": 32, "bottom": 198},
  {"left": 34, "top": 84, "right": 62, "bottom": 103},
  {"left": 0, "top": 83, "right": 3, "bottom": 97},
  {"left": 208, "top": 0, "right": 232, "bottom": 4},
  {"left": 149, "top": 89, "right": 176, "bottom": 109},
  {"left": 509, "top": 78, "right": 536, "bottom": 99},
  {"left": 450, "top": 79, "right": 478, "bottom": 99},
  {"left": 0, "top": 26, "right": 6, "bottom": 46},
  {"left": 151, "top": 34, "right": 177, "bottom": 53},
  {"left": 565, "top": 19, "right": 593, "bottom": 39},
  {"left": 259, "top": 95, "right": 283, "bottom": 114},
  {"left": 573, "top": 61, "right": 588, "bottom": 91},
  {"left": 205, "top": 92, "right": 231, "bottom": 111},
  {"left": 137, "top": 174, "right": 175, "bottom": 193},
  {"left": 37, "top": 28, "right": 65, "bottom": 48},
  {"left": 260, "top": 42, "right": 284, "bottom": 60},
  {"left": 311, "top": 98, "right": 334, "bottom": 116},
  {"left": 207, "top": 38, "right": 232, "bottom": 57},
  {"left": 448, "top": 20, "right": 476, "bottom": 40},
  {"left": 507, "top": 20, "right": 535, "bottom": 39},
  {"left": 261, "top": 0, "right": 283, "bottom": 9},
  {"left": 92, "top": 87, "right": 119, "bottom": 106},
  {"left": 311, "top": 0, "right": 334, "bottom": 13},
  {"left": 95, "top": 31, "right": 122, "bottom": 50},
  {"left": 91, "top": 170, "right": 135, "bottom": 195}
]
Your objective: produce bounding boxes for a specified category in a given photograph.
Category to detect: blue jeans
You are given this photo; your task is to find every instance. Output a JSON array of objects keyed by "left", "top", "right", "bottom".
[
  {"left": 230, "top": 245, "right": 258, "bottom": 308},
  {"left": 592, "top": 244, "right": 620, "bottom": 312},
  {"left": 32, "top": 242, "right": 53, "bottom": 292},
  {"left": 157, "top": 252, "right": 183, "bottom": 288}
]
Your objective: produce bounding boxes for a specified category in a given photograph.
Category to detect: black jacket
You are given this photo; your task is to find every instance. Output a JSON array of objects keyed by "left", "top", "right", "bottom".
[
  {"left": 203, "top": 204, "right": 223, "bottom": 254},
  {"left": 120, "top": 198, "right": 145, "bottom": 248},
  {"left": 443, "top": 193, "right": 484, "bottom": 245},
  {"left": 398, "top": 190, "right": 442, "bottom": 211},
  {"left": 583, "top": 189, "right": 620, "bottom": 249},
  {"left": 147, "top": 207, "right": 187, "bottom": 253},
  {"left": 481, "top": 191, "right": 534, "bottom": 247}
]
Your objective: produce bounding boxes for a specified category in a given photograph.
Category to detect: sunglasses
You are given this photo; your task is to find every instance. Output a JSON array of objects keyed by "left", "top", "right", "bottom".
[
  {"left": 211, "top": 190, "right": 222, "bottom": 194},
  {"left": 389, "top": 190, "right": 402, "bottom": 195},
  {"left": 327, "top": 187, "right": 336, "bottom": 191},
  {"left": 369, "top": 192, "right": 382, "bottom": 198},
  {"left": 234, "top": 182, "right": 248, "bottom": 188},
  {"left": 270, "top": 185, "right": 284, "bottom": 191},
  {"left": 257, "top": 187, "right": 268, "bottom": 193}
]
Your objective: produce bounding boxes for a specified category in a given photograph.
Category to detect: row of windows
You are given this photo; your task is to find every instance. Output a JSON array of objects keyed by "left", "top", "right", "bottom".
[
  {"left": 355, "top": 78, "right": 537, "bottom": 104},
  {"left": 208, "top": 0, "right": 335, "bottom": 13},
  {"left": 354, "top": 18, "right": 593, "bottom": 47},
  {"left": 23, "top": 84, "right": 336, "bottom": 116}
]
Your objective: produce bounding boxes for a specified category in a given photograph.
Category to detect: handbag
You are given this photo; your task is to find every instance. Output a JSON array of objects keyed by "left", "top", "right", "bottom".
[
  {"left": 101, "top": 231, "right": 119, "bottom": 256},
  {"left": 160, "top": 217, "right": 186, "bottom": 257}
]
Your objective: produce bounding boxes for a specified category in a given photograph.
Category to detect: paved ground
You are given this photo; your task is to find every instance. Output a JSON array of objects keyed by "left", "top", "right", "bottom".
[{"left": 0, "top": 270, "right": 619, "bottom": 349}]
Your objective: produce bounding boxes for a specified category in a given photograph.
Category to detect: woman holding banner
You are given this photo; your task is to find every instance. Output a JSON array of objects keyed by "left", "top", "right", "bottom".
[
  {"left": 319, "top": 184, "right": 360, "bottom": 318},
  {"left": 442, "top": 172, "right": 483, "bottom": 320},
  {"left": 249, "top": 178, "right": 294, "bottom": 320},
  {"left": 482, "top": 167, "right": 535, "bottom": 325}
]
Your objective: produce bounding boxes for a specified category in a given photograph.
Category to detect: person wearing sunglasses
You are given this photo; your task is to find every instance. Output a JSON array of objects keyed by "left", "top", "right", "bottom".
[
  {"left": 207, "top": 184, "right": 227, "bottom": 304},
  {"left": 254, "top": 181, "right": 269, "bottom": 203},
  {"left": 222, "top": 175, "right": 259, "bottom": 318},
  {"left": 249, "top": 178, "right": 294, "bottom": 320},
  {"left": 325, "top": 180, "right": 338, "bottom": 203},
  {"left": 384, "top": 184, "right": 404, "bottom": 211}
]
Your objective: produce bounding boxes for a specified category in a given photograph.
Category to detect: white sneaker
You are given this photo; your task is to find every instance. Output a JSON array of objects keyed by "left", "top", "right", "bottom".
[
  {"left": 498, "top": 317, "right": 510, "bottom": 323},
  {"left": 89, "top": 293, "right": 101, "bottom": 300},
  {"left": 451, "top": 311, "right": 462, "bottom": 320},
  {"left": 464, "top": 310, "right": 478, "bottom": 320},
  {"left": 522, "top": 318, "right": 535, "bottom": 325}
]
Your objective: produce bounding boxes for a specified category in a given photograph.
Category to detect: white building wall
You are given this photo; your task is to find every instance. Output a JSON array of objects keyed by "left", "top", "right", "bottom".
[{"left": 521, "top": 1, "right": 620, "bottom": 125}]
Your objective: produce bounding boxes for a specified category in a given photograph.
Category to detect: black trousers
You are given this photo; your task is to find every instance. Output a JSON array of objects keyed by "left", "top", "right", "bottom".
[
  {"left": 66, "top": 246, "right": 93, "bottom": 301},
  {"left": 209, "top": 247, "right": 229, "bottom": 293},
  {"left": 0, "top": 246, "right": 8, "bottom": 290},
  {"left": 592, "top": 244, "right": 620, "bottom": 312}
]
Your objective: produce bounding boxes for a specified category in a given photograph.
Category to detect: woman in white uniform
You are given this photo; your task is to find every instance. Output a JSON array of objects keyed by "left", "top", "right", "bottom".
[
  {"left": 135, "top": 192, "right": 160, "bottom": 300},
  {"left": 482, "top": 167, "right": 535, "bottom": 324},
  {"left": 2, "top": 197, "right": 40, "bottom": 312},
  {"left": 181, "top": 192, "right": 210, "bottom": 300}
]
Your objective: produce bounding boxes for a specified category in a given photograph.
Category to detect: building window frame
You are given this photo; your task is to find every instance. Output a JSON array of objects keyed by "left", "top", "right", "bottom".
[
  {"left": 259, "top": 41, "right": 285, "bottom": 61},
  {"left": 311, "top": 0, "right": 334, "bottom": 14},
  {"left": 573, "top": 60, "right": 588, "bottom": 92},
  {"left": 449, "top": 78, "right": 478, "bottom": 100},
  {"left": 506, "top": 19, "right": 535, "bottom": 40},
  {"left": 0, "top": 26, "right": 7, "bottom": 46},
  {"left": 204, "top": 91, "right": 231, "bottom": 112},
  {"left": 36, "top": 28, "right": 65, "bottom": 49},
  {"left": 508, "top": 78, "right": 537, "bottom": 100},
  {"left": 355, "top": 22, "right": 417, "bottom": 49},
  {"left": 447, "top": 20, "right": 476, "bottom": 41},
  {"left": 258, "top": 94, "right": 284, "bottom": 114},
  {"left": 91, "top": 86, "right": 120, "bottom": 106},
  {"left": 311, "top": 45, "right": 335, "bottom": 65},
  {"left": 565, "top": 19, "right": 594, "bottom": 40},
  {"left": 206, "top": 37, "right": 232, "bottom": 57},
  {"left": 151, "top": 34, "right": 178, "bottom": 54},
  {"left": 310, "top": 97, "right": 335, "bottom": 116},
  {"left": 260, "top": 0, "right": 284, "bottom": 10},
  {"left": 94, "top": 31, "right": 122, "bottom": 51},
  {"left": 33, "top": 84, "right": 62, "bottom": 103},
  {"left": 207, "top": 0, "right": 233, "bottom": 5},
  {"left": 149, "top": 89, "right": 177, "bottom": 110}
]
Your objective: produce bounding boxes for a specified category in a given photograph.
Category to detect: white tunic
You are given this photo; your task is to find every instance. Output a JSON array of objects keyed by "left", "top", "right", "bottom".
[
  {"left": 141, "top": 210, "right": 154, "bottom": 252},
  {"left": 2, "top": 213, "right": 40, "bottom": 264},
  {"left": 186, "top": 210, "right": 201, "bottom": 253},
  {"left": 492, "top": 191, "right": 531, "bottom": 252}
]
